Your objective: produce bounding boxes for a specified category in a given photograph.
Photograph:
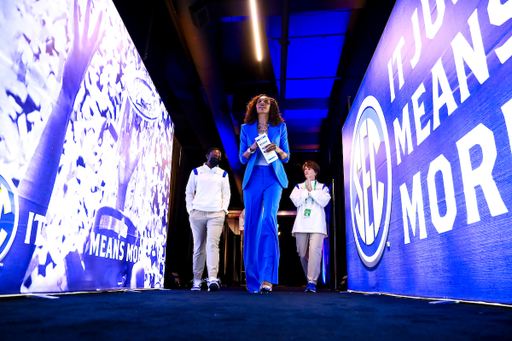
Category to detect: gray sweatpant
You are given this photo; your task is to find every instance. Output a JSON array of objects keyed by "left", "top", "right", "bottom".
[
  {"left": 189, "top": 210, "right": 225, "bottom": 280},
  {"left": 295, "top": 233, "right": 324, "bottom": 285}
]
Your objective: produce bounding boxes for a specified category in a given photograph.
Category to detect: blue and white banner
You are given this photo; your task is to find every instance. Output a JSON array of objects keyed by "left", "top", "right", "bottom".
[
  {"left": 0, "top": 0, "right": 173, "bottom": 294},
  {"left": 342, "top": 0, "right": 512, "bottom": 304}
]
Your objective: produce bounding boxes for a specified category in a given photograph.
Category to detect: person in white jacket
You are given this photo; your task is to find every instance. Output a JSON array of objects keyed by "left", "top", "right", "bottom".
[
  {"left": 289, "top": 161, "right": 331, "bottom": 293},
  {"left": 185, "top": 147, "right": 231, "bottom": 291}
]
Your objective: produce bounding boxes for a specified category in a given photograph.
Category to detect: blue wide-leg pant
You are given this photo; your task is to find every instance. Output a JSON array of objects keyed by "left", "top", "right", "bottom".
[{"left": 243, "top": 166, "right": 283, "bottom": 293}]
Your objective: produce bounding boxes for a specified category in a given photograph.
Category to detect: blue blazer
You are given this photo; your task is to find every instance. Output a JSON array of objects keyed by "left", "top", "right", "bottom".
[{"left": 239, "top": 121, "right": 290, "bottom": 189}]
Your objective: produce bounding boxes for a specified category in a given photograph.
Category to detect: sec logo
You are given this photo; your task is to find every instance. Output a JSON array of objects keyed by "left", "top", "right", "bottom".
[
  {"left": 349, "top": 96, "right": 392, "bottom": 268},
  {"left": 0, "top": 174, "right": 19, "bottom": 262}
]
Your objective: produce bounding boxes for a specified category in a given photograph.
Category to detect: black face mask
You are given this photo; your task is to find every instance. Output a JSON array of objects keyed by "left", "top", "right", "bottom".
[{"left": 209, "top": 156, "right": 221, "bottom": 167}]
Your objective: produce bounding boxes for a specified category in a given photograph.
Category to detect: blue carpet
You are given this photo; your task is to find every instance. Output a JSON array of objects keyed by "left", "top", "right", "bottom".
[{"left": 1, "top": 287, "right": 511, "bottom": 340}]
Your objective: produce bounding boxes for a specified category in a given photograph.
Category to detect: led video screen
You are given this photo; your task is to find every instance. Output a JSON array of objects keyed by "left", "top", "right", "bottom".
[
  {"left": 0, "top": 0, "right": 173, "bottom": 294},
  {"left": 342, "top": 0, "right": 512, "bottom": 304}
]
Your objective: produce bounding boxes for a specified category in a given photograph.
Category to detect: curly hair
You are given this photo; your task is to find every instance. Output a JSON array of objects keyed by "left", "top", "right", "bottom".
[{"left": 244, "top": 94, "right": 285, "bottom": 126}]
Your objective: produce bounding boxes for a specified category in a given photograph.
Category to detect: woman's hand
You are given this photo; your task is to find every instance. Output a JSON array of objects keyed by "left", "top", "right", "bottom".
[
  {"left": 243, "top": 141, "right": 259, "bottom": 159},
  {"left": 265, "top": 142, "right": 279, "bottom": 153},
  {"left": 265, "top": 142, "right": 288, "bottom": 160}
]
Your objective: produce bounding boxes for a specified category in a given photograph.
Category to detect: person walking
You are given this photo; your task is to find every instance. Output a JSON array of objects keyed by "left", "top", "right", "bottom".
[
  {"left": 185, "top": 147, "right": 231, "bottom": 291},
  {"left": 239, "top": 94, "right": 290, "bottom": 293},
  {"left": 290, "top": 161, "right": 331, "bottom": 293}
]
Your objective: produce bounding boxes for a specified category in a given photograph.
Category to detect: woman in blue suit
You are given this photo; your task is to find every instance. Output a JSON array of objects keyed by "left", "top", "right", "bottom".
[{"left": 239, "top": 95, "right": 290, "bottom": 293}]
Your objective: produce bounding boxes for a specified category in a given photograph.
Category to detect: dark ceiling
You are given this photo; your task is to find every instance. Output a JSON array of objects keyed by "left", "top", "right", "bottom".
[{"left": 112, "top": 0, "right": 396, "bottom": 210}]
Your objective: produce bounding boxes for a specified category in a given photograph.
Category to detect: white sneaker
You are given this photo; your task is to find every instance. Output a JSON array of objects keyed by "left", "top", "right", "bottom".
[
  {"left": 191, "top": 279, "right": 202, "bottom": 291},
  {"left": 207, "top": 278, "right": 220, "bottom": 292}
]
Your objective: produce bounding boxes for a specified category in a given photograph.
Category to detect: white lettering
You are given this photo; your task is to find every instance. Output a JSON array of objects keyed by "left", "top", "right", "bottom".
[
  {"left": 388, "top": 36, "right": 406, "bottom": 102},
  {"left": 421, "top": 0, "right": 445, "bottom": 39},
  {"left": 34, "top": 214, "right": 45, "bottom": 246},
  {"left": 456, "top": 124, "right": 508, "bottom": 224},
  {"left": 100, "top": 234, "right": 107, "bottom": 258},
  {"left": 451, "top": 9, "right": 489, "bottom": 103},
  {"left": 501, "top": 97, "right": 512, "bottom": 153},
  {"left": 106, "top": 237, "right": 113, "bottom": 259},
  {"left": 90, "top": 232, "right": 101, "bottom": 256},
  {"left": 134, "top": 245, "right": 139, "bottom": 262},
  {"left": 394, "top": 103, "right": 414, "bottom": 165},
  {"left": 113, "top": 238, "right": 119, "bottom": 260},
  {"left": 400, "top": 172, "right": 427, "bottom": 244},
  {"left": 411, "top": 9, "right": 422, "bottom": 69},
  {"left": 25, "top": 211, "right": 35, "bottom": 244},
  {"left": 427, "top": 155, "right": 457, "bottom": 233},
  {"left": 488, "top": 0, "right": 512, "bottom": 63},
  {"left": 127, "top": 243, "right": 135, "bottom": 262},
  {"left": 119, "top": 241, "right": 125, "bottom": 260},
  {"left": 412, "top": 83, "right": 430, "bottom": 146},
  {"left": 432, "top": 57, "right": 457, "bottom": 129}
]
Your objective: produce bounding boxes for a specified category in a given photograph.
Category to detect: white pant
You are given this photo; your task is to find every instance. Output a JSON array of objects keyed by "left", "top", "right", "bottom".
[
  {"left": 189, "top": 210, "right": 225, "bottom": 280},
  {"left": 295, "top": 233, "right": 324, "bottom": 285}
]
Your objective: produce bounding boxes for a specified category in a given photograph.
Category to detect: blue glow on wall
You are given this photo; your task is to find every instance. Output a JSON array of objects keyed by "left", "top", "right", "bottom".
[
  {"left": 342, "top": 0, "right": 512, "bottom": 304},
  {"left": 286, "top": 36, "right": 345, "bottom": 79},
  {"left": 267, "top": 11, "right": 349, "bottom": 99},
  {"left": 277, "top": 79, "right": 336, "bottom": 99},
  {"left": 285, "top": 118, "right": 324, "bottom": 132},
  {"left": 287, "top": 11, "right": 350, "bottom": 37},
  {"left": 285, "top": 109, "right": 329, "bottom": 119},
  {"left": 268, "top": 11, "right": 350, "bottom": 39},
  {"left": 221, "top": 16, "right": 250, "bottom": 22}
]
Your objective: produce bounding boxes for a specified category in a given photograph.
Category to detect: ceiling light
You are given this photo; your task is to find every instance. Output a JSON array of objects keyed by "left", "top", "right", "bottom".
[{"left": 250, "top": 0, "right": 262, "bottom": 61}]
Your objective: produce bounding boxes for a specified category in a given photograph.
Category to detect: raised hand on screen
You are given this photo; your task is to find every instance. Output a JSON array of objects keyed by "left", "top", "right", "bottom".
[
  {"left": 18, "top": 0, "right": 105, "bottom": 208},
  {"left": 62, "top": 0, "right": 105, "bottom": 100}
]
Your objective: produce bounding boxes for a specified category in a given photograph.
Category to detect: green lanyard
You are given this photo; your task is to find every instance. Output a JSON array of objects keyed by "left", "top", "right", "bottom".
[{"left": 305, "top": 180, "right": 317, "bottom": 204}]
